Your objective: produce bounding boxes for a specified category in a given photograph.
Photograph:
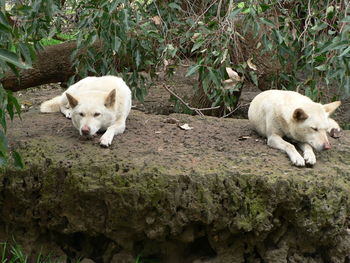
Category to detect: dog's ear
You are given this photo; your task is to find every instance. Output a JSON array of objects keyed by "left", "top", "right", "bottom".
[
  {"left": 323, "top": 101, "right": 341, "bottom": 115},
  {"left": 104, "top": 89, "right": 116, "bottom": 108},
  {"left": 66, "top": 93, "right": 78, "bottom": 108},
  {"left": 293, "top": 108, "right": 308, "bottom": 121}
]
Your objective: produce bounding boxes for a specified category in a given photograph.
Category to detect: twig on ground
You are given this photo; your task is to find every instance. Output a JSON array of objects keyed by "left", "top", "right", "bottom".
[
  {"left": 56, "top": 122, "right": 71, "bottom": 134},
  {"left": 162, "top": 84, "right": 220, "bottom": 117},
  {"left": 221, "top": 103, "right": 250, "bottom": 118}
]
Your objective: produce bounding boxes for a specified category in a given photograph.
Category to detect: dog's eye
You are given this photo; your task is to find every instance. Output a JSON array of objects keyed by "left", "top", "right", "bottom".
[
  {"left": 94, "top": 112, "right": 101, "bottom": 117},
  {"left": 79, "top": 112, "right": 85, "bottom": 117},
  {"left": 312, "top": 127, "right": 318, "bottom": 131}
]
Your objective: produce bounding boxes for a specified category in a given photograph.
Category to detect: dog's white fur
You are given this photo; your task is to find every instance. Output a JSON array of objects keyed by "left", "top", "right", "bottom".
[
  {"left": 40, "top": 76, "right": 131, "bottom": 147},
  {"left": 248, "top": 90, "right": 341, "bottom": 166}
]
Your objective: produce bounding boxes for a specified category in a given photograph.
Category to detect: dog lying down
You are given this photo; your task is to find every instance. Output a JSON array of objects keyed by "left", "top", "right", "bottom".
[
  {"left": 40, "top": 76, "right": 132, "bottom": 147},
  {"left": 248, "top": 90, "right": 341, "bottom": 167}
]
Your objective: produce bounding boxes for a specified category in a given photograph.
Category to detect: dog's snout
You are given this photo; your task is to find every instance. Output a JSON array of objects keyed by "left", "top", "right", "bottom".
[
  {"left": 81, "top": 125, "right": 90, "bottom": 135},
  {"left": 324, "top": 142, "right": 331, "bottom": 150}
]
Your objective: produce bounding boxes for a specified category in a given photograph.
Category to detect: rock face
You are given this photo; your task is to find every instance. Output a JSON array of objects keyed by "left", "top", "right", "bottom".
[{"left": 1, "top": 110, "right": 350, "bottom": 263}]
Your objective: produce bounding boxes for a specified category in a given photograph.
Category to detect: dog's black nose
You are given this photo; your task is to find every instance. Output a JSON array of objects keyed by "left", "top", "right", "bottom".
[
  {"left": 324, "top": 142, "right": 331, "bottom": 150},
  {"left": 81, "top": 125, "right": 90, "bottom": 135}
]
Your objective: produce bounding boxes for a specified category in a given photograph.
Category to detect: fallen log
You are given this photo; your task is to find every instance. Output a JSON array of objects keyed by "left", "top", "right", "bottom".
[
  {"left": 1, "top": 41, "right": 77, "bottom": 92},
  {"left": 0, "top": 41, "right": 134, "bottom": 92}
]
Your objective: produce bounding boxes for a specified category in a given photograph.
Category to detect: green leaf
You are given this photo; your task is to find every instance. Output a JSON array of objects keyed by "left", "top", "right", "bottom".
[
  {"left": 260, "top": 18, "right": 275, "bottom": 27},
  {"left": 186, "top": 64, "right": 200, "bottom": 77},
  {"left": 135, "top": 49, "right": 141, "bottom": 69},
  {"left": 0, "top": 155, "right": 6, "bottom": 166},
  {"left": 168, "top": 3, "right": 182, "bottom": 10},
  {"left": 6, "top": 62, "right": 19, "bottom": 78},
  {"left": 229, "top": 8, "right": 241, "bottom": 19},
  {"left": 326, "top": 6, "right": 334, "bottom": 16},
  {"left": 249, "top": 71, "right": 258, "bottom": 86},
  {"left": 0, "top": 113, "right": 6, "bottom": 132},
  {"left": 6, "top": 102, "right": 14, "bottom": 120},
  {"left": 272, "top": 30, "right": 283, "bottom": 44},
  {"left": 314, "top": 55, "right": 326, "bottom": 63},
  {"left": 0, "top": 11, "right": 9, "bottom": 26},
  {"left": 12, "top": 151, "right": 24, "bottom": 169},
  {"left": 7, "top": 91, "right": 21, "bottom": 119},
  {"left": 122, "top": 9, "right": 129, "bottom": 31},
  {"left": 212, "top": 93, "right": 222, "bottom": 107},
  {"left": 259, "top": 3, "right": 270, "bottom": 12},
  {"left": 0, "top": 129, "right": 8, "bottom": 156},
  {"left": 18, "top": 42, "right": 33, "bottom": 66},
  {"left": 340, "top": 16, "right": 350, "bottom": 23},
  {"left": 315, "top": 64, "right": 327, "bottom": 71},
  {"left": 112, "top": 37, "right": 121, "bottom": 52},
  {"left": 262, "top": 34, "right": 272, "bottom": 50},
  {"left": 237, "top": 2, "right": 245, "bottom": 9},
  {"left": 319, "top": 40, "right": 349, "bottom": 53},
  {"left": 109, "top": 0, "right": 119, "bottom": 14},
  {"left": 311, "top": 22, "right": 327, "bottom": 32},
  {"left": 86, "top": 32, "right": 97, "bottom": 46},
  {"left": 0, "top": 49, "right": 31, "bottom": 69},
  {"left": 338, "top": 46, "right": 350, "bottom": 57},
  {"left": 0, "top": 23, "right": 10, "bottom": 34},
  {"left": 168, "top": 44, "right": 177, "bottom": 58},
  {"left": 191, "top": 40, "right": 204, "bottom": 53},
  {"left": 208, "top": 68, "right": 221, "bottom": 88},
  {"left": 135, "top": 86, "right": 145, "bottom": 103}
]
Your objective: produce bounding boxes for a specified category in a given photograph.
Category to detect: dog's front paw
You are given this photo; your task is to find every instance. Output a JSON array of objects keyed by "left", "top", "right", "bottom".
[
  {"left": 329, "top": 127, "right": 341, "bottom": 138},
  {"left": 99, "top": 133, "right": 113, "bottom": 147},
  {"left": 64, "top": 111, "right": 72, "bottom": 119},
  {"left": 290, "top": 154, "right": 305, "bottom": 167},
  {"left": 304, "top": 151, "right": 316, "bottom": 166}
]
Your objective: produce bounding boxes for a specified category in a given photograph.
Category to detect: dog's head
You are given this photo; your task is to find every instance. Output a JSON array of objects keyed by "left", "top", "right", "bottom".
[
  {"left": 66, "top": 89, "right": 116, "bottom": 136},
  {"left": 291, "top": 101, "right": 341, "bottom": 151}
]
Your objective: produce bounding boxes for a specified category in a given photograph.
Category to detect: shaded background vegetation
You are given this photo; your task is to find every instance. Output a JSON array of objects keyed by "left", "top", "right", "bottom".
[{"left": 1, "top": 0, "right": 350, "bottom": 165}]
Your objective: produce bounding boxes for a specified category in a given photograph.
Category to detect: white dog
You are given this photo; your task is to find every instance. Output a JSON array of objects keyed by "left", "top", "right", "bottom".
[
  {"left": 248, "top": 90, "right": 341, "bottom": 166},
  {"left": 40, "top": 76, "right": 132, "bottom": 147}
]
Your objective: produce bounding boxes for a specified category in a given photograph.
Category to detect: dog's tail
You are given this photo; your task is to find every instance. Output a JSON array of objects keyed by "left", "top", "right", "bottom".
[{"left": 40, "top": 96, "right": 62, "bottom": 112}]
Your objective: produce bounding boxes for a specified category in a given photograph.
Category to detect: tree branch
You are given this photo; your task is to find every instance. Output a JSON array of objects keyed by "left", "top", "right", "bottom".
[{"left": 163, "top": 84, "right": 220, "bottom": 117}]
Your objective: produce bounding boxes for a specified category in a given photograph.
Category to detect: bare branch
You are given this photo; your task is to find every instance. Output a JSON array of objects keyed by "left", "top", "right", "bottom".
[
  {"left": 163, "top": 84, "right": 220, "bottom": 117},
  {"left": 221, "top": 103, "right": 250, "bottom": 118}
]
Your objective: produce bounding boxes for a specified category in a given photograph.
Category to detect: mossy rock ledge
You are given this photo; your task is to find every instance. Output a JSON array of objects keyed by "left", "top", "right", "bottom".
[{"left": 1, "top": 110, "right": 350, "bottom": 263}]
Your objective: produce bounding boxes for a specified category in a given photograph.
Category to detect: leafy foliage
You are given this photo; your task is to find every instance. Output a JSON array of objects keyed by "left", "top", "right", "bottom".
[
  {"left": 0, "top": 0, "right": 61, "bottom": 167},
  {"left": 148, "top": 0, "right": 350, "bottom": 112},
  {"left": 240, "top": 0, "right": 350, "bottom": 101},
  {"left": 70, "top": 0, "right": 165, "bottom": 102}
]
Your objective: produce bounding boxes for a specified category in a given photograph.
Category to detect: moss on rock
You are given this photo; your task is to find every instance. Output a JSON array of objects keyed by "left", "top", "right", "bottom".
[{"left": 1, "top": 110, "right": 350, "bottom": 262}]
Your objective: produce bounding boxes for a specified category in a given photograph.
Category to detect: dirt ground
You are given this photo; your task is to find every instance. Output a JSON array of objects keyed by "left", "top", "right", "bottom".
[{"left": 7, "top": 72, "right": 349, "bottom": 173}]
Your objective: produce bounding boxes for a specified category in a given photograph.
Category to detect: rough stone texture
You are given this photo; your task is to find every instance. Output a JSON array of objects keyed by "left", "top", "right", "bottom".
[{"left": 1, "top": 109, "right": 350, "bottom": 263}]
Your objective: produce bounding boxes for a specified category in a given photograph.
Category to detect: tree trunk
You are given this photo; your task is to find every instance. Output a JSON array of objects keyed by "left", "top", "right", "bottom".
[{"left": 1, "top": 41, "right": 78, "bottom": 92}]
